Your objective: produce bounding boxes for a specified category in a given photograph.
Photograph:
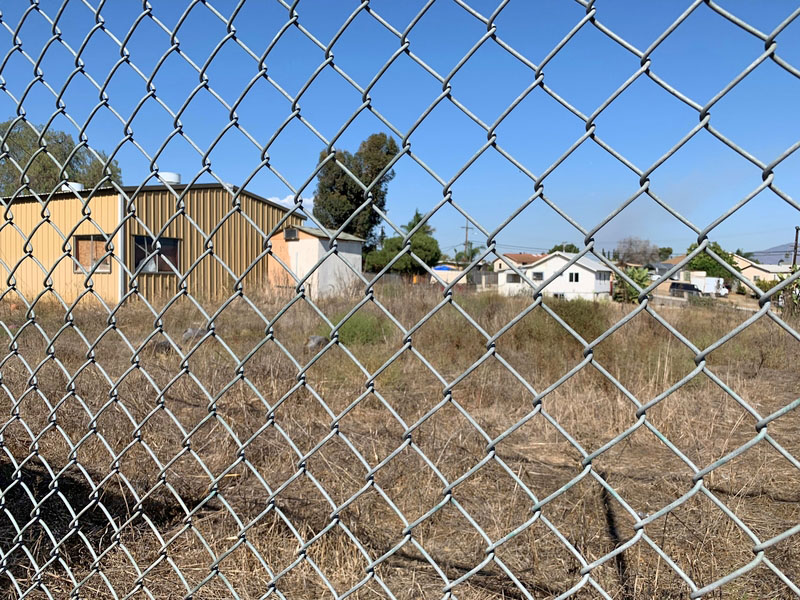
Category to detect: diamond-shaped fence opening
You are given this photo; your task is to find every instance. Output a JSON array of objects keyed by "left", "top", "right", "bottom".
[{"left": 0, "top": 1, "right": 799, "bottom": 598}]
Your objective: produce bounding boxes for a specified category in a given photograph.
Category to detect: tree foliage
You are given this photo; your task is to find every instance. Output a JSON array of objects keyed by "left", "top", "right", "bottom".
[
  {"left": 312, "top": 133, "right": 399, "bottom": 248},
  {"left": 549, "top": 242, "right": 579, "bottom": 253},
  {"left": 685, "top": 242, "right": 739, "bottom": 281},
  {"left": 658, "top": 247, "right": 673, "bottom": 261},
  {"left": 0, "top": 119, "right": 122, "bottom": 196},
  {"left": 365, "top": 211, "right": 441, "bottom": 274},
  {"left": 455, "top": 245, "right": 484, "bottom": 264},
  {"left": 401, "top": 209, "right": 435, "bottom": 236},
  {"left": 616, "top": 236, "right": 659, "bottom": 265},
  {"left": 612, "top": 266, "right": 651, "bottom": 303}
]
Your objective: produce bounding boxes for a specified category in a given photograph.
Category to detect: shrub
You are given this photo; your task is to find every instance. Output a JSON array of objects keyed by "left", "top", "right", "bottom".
[
  {"left": 612, "top": 267, "right": 651, "bottom": 303},
  {"left": 687, "top": 294, "right": 715, "bottom": 308},
  {"left": 755, "top": 279, "right": 779, "bottom": 294},
  {"left": 548, "top": 297, "right": 614, "bottom": 341},
  {"left": 320, "top": 311, "right": 394, "bottom": 345}
]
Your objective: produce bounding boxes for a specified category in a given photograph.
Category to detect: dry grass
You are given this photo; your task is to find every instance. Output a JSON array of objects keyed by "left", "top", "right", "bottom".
[{"left": 0, "top": 285, "right": 798, "bottom": 599}]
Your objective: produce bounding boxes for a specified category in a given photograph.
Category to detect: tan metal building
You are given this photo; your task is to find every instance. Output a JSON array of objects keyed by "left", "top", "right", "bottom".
[{"left": 0, "top": 183, "right": 304, "bottom": 306}]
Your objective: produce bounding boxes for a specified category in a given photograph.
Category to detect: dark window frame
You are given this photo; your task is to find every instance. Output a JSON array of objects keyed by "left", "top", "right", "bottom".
[
  {"left": 73, "top": 235, "right": 112, "bottom": 274},
  {"left": 133, "top": 235, "right": 180, "bottom": 275}
]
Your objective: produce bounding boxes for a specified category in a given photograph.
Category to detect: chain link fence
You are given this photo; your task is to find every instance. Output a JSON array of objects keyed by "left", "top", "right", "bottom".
[{"left": 0, "top": 1, "right": 799, "bottom": 598}]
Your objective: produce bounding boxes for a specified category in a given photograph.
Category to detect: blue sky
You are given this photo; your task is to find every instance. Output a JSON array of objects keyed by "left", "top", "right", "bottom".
[{"left": 1, "top": 0, "right": 798, "bottom": 258}]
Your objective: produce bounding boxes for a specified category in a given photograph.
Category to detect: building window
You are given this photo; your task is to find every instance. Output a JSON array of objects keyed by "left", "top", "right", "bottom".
[
  {"left": 73, "top": 235, "right": 111, "bottom": 273},
  {"left": 595, "top": 271, "right": 610, "bottom": 282},
  {"left": 506, "top": 273, "right": 520, "bottom": 284},
  {"left": 531, "top": 271, "right": 543, "bottom": 281},
  {"left": 683, "top": 272, "right": 691, "bottom": 282},
  {"left": 753, "top": 275, "right": 760, "bottom": 281},
  {"left": 569, "top": 272, "right": 579, "bottom": 283},
  {"left": 134, "top": 236, "right": 180, "bottom": 274},
  {"left": 554, "top": 293, "right": 565, "bottom": 299}
]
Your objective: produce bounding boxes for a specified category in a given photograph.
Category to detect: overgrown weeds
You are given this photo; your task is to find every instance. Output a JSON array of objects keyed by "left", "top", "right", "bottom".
[{"left": 0, "top": 286, "right": 797, "bottom": 598}]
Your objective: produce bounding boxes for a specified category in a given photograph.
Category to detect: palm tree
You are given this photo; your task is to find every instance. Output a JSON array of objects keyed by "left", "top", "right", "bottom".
[{"left": 401, "top": 209, "right": 434, "bottom": 236}]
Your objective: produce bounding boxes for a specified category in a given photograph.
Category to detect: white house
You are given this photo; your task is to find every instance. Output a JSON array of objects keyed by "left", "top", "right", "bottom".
[
  {"left": 497, "top": 252, "right": 612, "bottom": 300},
  {"left": 268, "top": 226, "right": 363, "bottom": 299}
]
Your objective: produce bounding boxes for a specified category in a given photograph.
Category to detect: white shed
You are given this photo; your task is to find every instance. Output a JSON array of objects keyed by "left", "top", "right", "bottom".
[{"left": 269, "top": 226, "right": 363, "bottom": 299}]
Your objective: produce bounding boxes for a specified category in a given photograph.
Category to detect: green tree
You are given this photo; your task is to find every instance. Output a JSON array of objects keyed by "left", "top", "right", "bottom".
[
  {"left": 0, "top": 119, "right": 122, "bottom": 196},
  {"left": 401, "top": 209, "right": 434, "bottom": 236},
  {"left": 365, "top": 212, "right": 441, "bottom": 274},
  {"left": 549, "top": 242, "right": 580, "bottom": 253},
  {"left": 312, "top": 133, "right": 399, "bottom": 249},
  {"left": 658, "top": 247, "right": 673, "bottom": 261},
  {"left": 612, "top": 266, "right": 651, "bottom": 303},
  {"left": 685, "top": 242, "right": 739, "bottom": 282},
  {"left": 454, "top": 244, "right": 484, "bottom": 265}
]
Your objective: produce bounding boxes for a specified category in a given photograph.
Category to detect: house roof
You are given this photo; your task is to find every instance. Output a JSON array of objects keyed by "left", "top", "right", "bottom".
[
  {"left": 3, "top": 183, "right": 305, "bottom": 216},
  {"left": 528, "top": 251, "right": 612, "bottom": 273},
  {"left": 293, "top": 225, "right": 364, "bottom": 242},
  {"left": 500, "top": 252, "right": 546, "bottom": 265},
  {"left": 663, "top": 254, "right": 687, "bottom": 265},
  {"left": 734, "top": 254, "right": 791, "bottom": 273},
  {"left": 745, "top": 262, "right": 790, "bottom": 274}
]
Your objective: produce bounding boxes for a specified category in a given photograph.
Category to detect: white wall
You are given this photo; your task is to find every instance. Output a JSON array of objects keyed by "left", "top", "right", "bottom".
[
  {"left": 497, "top": 255, "right": 611, "bottom": 300},
  {"left": 315, "top": 239, "right": 362, "bottom": 298},
  {"left": 285, "top": 237, "right": 363, "bottom": 299},
  {"left": 493, "top": 257, "right": 511, "bottom": 271},
  {"left": 289, "top": 237, "right": 322, "bottom": 296}
]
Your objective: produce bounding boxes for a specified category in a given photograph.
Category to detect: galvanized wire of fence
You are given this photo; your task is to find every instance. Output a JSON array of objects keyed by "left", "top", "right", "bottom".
[{"left": 0, "top": 0, "right": 799, "bottom": 598}]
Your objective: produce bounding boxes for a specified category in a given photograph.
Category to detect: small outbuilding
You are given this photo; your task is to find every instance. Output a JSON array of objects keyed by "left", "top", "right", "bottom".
[{"left": 268, "top": 226, "right": 364, "bottom": 299}]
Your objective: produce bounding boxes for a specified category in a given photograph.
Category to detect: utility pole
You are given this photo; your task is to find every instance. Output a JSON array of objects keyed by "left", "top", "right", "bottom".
[
  {"left": 792, "top": 225, "right": 800, "bottom": 269},
  {"left": 461, "top": 218, "right": 474, "bottom": 266}
]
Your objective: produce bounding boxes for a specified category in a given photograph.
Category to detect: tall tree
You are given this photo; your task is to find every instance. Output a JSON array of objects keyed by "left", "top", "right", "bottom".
[
  {"left": 312, "top": 133, "right": 399, "bottom": 249},
  {"left": 401, "top": 209, "right": 434, "bottom": 236},
  {"left": 549, "top": 242, "right": 580, "bottom": 253},
  {"left": 658, "top": 247, "right": 673, "bottom": 261},
  {"left": 0, "top": 119, "right": 122, "bottom": 196},
  {"left": 616, "top": 236, "right": 659, "bottom": 265},
  {"left": 686, "top": 242, "right": 739, "bottom": 281}
]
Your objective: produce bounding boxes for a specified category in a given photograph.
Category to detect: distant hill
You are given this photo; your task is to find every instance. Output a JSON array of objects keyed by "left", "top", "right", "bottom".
[{"left": 749, "top": 243, "right": 795, "bottom": 265}]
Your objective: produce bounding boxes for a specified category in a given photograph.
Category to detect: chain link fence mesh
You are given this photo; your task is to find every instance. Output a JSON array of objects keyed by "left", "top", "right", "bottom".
[{"left": 0, "top": 0, "right": 799, "bottom": 598}]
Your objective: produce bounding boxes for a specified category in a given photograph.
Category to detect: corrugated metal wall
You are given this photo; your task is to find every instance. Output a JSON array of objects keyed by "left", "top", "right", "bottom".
[
  {"left": 125, "top": 187, "right": 303, "bottom": 302},
  {"left": 0, "top": 192, "right": 122, "bottom": 306}
]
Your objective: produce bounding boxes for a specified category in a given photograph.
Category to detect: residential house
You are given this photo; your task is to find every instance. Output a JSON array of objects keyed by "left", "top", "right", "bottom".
[
  {"left": 0, "top": 180, "right": 304, "bottom": 305},
  {"left": 652, "top": 255, "right": 688, "bottom": 295},
  {"left": 497, "top": 251, "right": 612, "bottom": 300},
  {"left": 492, "top": 252, "right": 545, "bottom": 272},
  {"left": 734, "top": 254, "right": 791, "bottom": 284},
  {"left": 268, "top": 225, "right": 363, "bottom": 299}
]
